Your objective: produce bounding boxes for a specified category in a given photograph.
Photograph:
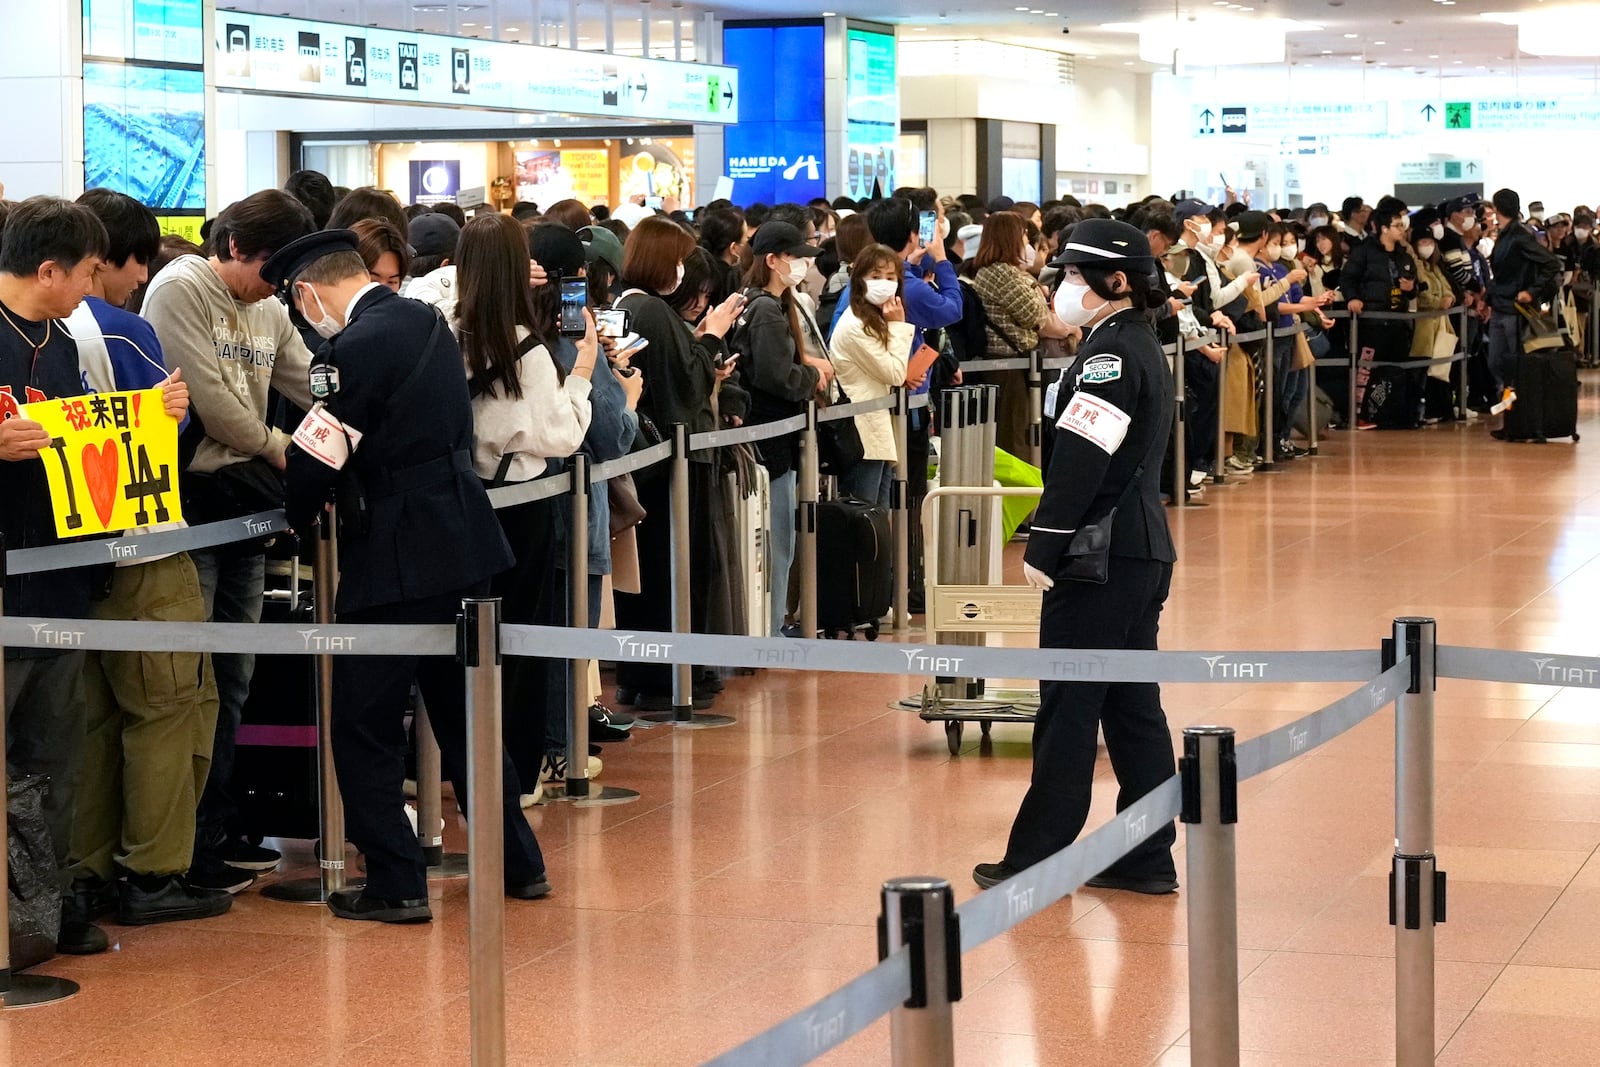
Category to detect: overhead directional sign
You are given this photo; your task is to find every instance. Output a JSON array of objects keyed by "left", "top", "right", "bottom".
[
  {"left": 1191, "top": 101, "right": 1388, "bottom": 138},
  {"left": 1396, "top": 159, "right": 1482, "bottom": 184},
  {"left": 215, "top": 12, "right": 738, "bottom": 124}
]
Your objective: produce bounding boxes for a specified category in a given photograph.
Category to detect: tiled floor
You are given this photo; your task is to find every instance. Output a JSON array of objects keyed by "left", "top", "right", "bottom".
[{"left": 14, "top": 383, "right": 1600, "bottom": 1065}]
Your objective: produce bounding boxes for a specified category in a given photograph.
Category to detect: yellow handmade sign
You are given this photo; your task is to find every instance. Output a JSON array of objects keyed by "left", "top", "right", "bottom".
[{"left": 21, "top": 388, "right": 183, "bottom": 538}]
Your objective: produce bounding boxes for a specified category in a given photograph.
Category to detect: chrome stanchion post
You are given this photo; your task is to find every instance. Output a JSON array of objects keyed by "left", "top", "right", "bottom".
[
  {"left": 0, "top": 535, "right": 79, "bottom": 1007},
  {"left": 264, "top": 511, "right": 356, "bottom": 904},
  {"left": 1181, "top": 726, "right": 1241, "bottom": 1066},
  {"left": 974, "top": 384, "right": 998, "bottom": 581},
  {"left": 640, "top": 427, "right": 735, "bottom": 729},
  {"left": 1026, "top": 347, "right": 1044, "bottom": 470},
  {"left": 798, "top": 399, "right": 819, "bottom": 638},
  {"left": 1172, "top": 340, "right": 1188, "bottom": 507},
  {"left": 1306, "top": 324, "right": 1321, "bottom": 456},
  {"left": 1213, "top": 330, "right": 1230, "bottom": 484},
  {"left": 461, "top": 598, "right": 506, "bottom": 1067},
  {"left": 1391, "top": 616, "right": 1443, "bottom": 1067},
  {"left": 1259, "top": 316, "right": 1277, "bottom": 470},
  {"left": 565, "top": 454, "right": 592, "bottom": 799},
  {"left": 415, "top": 693, "right": 468, "bottom": 877},
  {"left": 1456, "top": 307, "right": 1471, "bottom": 423},
  {"left": 891, "top": 385, "right": 910, "bottom": 631},
  {"left": 880, "top": 877, "right": 960, "bottom": 1067}
]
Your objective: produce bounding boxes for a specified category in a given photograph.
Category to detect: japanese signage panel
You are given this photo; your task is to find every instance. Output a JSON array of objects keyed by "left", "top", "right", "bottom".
[
  {"left": 22, "top": 389, "right": 183, "bottom": 538},
  {"left": 215, "top": 13, "right": 738, "bottom": 125}
]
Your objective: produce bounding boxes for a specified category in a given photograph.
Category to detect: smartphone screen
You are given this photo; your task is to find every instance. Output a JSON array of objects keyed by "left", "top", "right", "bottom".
[
  {"left": 559, "top": 277, "right": 588, "bottom": 338},
  {"left": 918, "top": 210, "right": 936, "bottom": 246},
  {"left": 594, "top": 307, "right": 630, "bottom": 338}
]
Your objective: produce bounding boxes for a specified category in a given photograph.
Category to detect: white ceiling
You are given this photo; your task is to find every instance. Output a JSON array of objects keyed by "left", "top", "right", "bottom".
[{"left": 220, "top": 0, "right": 1600, "bottom": 78}]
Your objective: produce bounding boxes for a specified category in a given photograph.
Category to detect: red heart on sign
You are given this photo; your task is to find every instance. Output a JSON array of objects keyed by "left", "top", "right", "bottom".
[{"left": 81, "top": 440, "right": 120, "bottom": 528}]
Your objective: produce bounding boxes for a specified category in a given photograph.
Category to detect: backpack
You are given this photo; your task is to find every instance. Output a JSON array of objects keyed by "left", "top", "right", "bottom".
[{"left": 948, "top": 277, "right": 1028, "bottom": 364}]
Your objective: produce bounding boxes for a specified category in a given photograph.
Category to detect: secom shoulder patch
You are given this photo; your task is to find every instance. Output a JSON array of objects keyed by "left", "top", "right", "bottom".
[{"left": 1079, "top": 353, "right": 1123, "bottom": 386}]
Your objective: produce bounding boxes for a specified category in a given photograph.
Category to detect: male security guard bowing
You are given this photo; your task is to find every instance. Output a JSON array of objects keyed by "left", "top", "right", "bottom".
[
  {"left": 974, "top": 219, "right": 1180, "bottom": 895},
  {"left": 261, "top": 230, "right": 549, "bottom": 922}
]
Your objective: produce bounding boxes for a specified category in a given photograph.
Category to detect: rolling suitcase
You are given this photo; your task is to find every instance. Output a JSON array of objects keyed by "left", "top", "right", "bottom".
[
  {"left": 816, "top": 496, "right": 891, "bottom": 640},
  {"left": 232, "top": 555, "right": 320, "bottom": 841},
  {"left": 729, "top": 460, "right": 771, "bottom": 639},
  {"left": 1503, "top": 349, "right": 1581, "bottom": 443}
]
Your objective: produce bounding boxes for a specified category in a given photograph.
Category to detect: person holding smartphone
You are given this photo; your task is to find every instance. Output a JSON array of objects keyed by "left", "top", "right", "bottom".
[{"left": 425, "top": 215, "right": 596, "bottom": 799}]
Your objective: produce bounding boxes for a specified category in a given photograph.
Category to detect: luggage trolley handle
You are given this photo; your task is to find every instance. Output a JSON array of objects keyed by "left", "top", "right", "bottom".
[{"left": 920, "top": 486, "right": 1046, "bottom": 636}]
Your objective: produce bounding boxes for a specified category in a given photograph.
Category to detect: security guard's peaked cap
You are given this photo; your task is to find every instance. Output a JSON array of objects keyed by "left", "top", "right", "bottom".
[
  {"left": 1050, "top": 218, "right": 1155, "bottom": 269},
  {"left": 261, "top": 229, "right": 362, "bottom": 299}
]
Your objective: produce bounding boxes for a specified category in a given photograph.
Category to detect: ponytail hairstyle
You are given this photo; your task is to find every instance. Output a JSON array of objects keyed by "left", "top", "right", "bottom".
[
  {"left": 847, "top": 243, "right": 903, "bottom": 350},
  {"left": 742, "top": 248, "right": 807, "bottom": 360}
]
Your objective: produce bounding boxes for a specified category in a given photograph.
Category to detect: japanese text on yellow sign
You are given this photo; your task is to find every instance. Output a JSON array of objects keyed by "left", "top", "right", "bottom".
[{"left": 21, "top": 388, "right": 183, "bottom": 538}]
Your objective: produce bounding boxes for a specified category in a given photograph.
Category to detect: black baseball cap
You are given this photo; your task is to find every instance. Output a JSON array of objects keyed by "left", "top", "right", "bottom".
[
  {"left": 527, "top": 223, "right": 586, "bottom": 279},
  {"left": 260, "top": 229, "right": 361, "bottom": 299},
  {"left": 408, "top": 212, "right": 460, "bottom": 258},
  {"left": 751, "top": 221, "right": 821, "bottom": 258},
  {"left": 1174, "top": 198, "right": 1212, "bottom": 223},
  {"left": 1229, "top": 210, "right": 1273, "bottom": 243},
  {"left": 1444, "top": 193, "right": 1481, "bottom": 217}
]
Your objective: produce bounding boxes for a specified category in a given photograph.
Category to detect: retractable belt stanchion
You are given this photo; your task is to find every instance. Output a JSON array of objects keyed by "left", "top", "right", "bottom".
[
  {"left": 880, "top": 877, "right": 960, "bottom": 1067},
  {"left": 1305, "top": 326, "right": 1321, "bottom": 456},
  {"left": 461, "top": 598, "right": 506, "bottom": 1067},
  {"left": 557, "top": 456, "right": 641, "bottom": 803},
  {"left": 1182, "top": 726, "right": 1242, "bottom": 1066},
  {"left": 265, "top": 511, "right": 357, "bottom": 904},
  {"left": 0, "top": 535, "right": 79, "bottom": 1007},
  {"left": 416, "top": 692, "right": 467, "bottom": 877},
  {"left": 1390, "top": 617, "right": 1443, "bottom": 1067},
  {"left": 891, "top": 385, "right": 911, "bottom": 631},
  {"left": 1172, "top": 340, "right": 1188, "bottom": 507},
  {"left": 1258, "top": 317, "right": 1278, "bottom": 471},
  {"left": 1456, "top": 306, "right": 1472, "bottom": 423},
  {"left": 1213, "top": 331, "right": 1231, "bottom": 485},
  {"left": 799, "top": 400, "right": 820, "bottom": 639},
  {"left": 640, "top": 425, "right": 734, "bottom": 728},
  {"left": 1027, "top": 348, "right": 1045, "bottom": 470}
]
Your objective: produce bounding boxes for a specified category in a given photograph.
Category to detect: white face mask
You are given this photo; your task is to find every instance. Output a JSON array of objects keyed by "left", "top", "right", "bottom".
[
  {"left": 1307, "top": 215, "right": 1329, "bottom": 229},
  {"left": 297, "top": 283, "right": 342, "bottom": 339},
  {"left": 1053, "top": 280, "right": 1107, "bottom": 328},
  {"left": 1578, "top": 228, "right": 1592, "bottom": 242},
  {"left": 782, "top": 257, "right": 810, "bottom": 288},
  {"left": 663, "top": 261, "right": 685, "bottom": 295},
  {"left": 1019, "top": 243, "right": 1035, "bottom": 269},
  {"left": 1430, "top": 223, "right": 1445, "bottom": 241},
  {"left": 1263, "top": 244, "right": 1282, "bottom": 262},
  {"left": 1478, "top": 237, "right": 1496, "bottom": 256},
  {"left": 1208, "top": 233, "right": 1226, "bottom": 250},
  {"left": 863, "top": 278, "right": 898, "bottom": 306},
  {"left": 1280, "top": 242, "right": 1298, "bottom": 261},
  {"left": 1416, "top": 241, "right": 1436, "bottom": 260}
]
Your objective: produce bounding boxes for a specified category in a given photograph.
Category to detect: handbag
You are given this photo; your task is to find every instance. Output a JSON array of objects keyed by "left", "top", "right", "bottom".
[
  {"left": 816, "top": 381, "right": 865, "bottom": 476},
  {"left": 1516, "top": 302, "right": 1566, "bottom": 352},
  {"left": 607, "top": 473, "right": 646, "bottom": 536},
  {"left": 1059, "top": 465, "right": 1144, "bottom": 585}
]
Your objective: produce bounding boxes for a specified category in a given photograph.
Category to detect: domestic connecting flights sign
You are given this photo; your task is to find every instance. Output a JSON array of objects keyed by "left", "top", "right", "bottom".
[{"left": 216, "top": 13, "right": 738, "bottom": 125}]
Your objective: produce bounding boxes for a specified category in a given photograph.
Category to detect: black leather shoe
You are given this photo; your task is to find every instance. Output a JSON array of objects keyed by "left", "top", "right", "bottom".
[
  {"left": 119, "top": 875, "right": 233, "bottom": 925},
  {"left": 1085, "top": 874, "right": 1179, "bottom": 895},
  {"left": 972, "top": 862, "right": 1018, "bottom": 889},
  {"left": 507, "top": 875, "right": 552, "bottom": 900},
  {"left": 64, "top": 877, "right": 118, "bottom": 924},
  {"left": 327, "top": 888, "right": 431, "bottom": 923},
  {"left": 57, "top": 919, "right": 110, "bottom": 955}
]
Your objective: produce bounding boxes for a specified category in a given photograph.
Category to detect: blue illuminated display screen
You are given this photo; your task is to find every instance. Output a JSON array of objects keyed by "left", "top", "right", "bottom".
[
  {"left": 721, "top": 24, "right": 826, "bottom": 205},
  {"left": 845, "top": 29, "right": 897, "bottom": 200}
]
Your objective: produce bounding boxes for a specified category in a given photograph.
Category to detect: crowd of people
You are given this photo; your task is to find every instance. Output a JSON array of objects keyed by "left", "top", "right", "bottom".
[{"left": 0, "top": 169, "right": 1584, "bottom": 944}]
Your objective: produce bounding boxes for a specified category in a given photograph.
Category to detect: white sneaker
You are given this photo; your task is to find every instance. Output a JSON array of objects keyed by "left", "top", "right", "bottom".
[
  {"left": 519, "top": 782, "right": 543, "bottom": 808},
  {"left": 541, "top": 753, "right": 602, "bottom": 784}
]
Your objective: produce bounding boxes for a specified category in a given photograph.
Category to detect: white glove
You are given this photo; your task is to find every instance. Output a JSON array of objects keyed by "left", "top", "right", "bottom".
[{"left": 1023, "top": 563, "right": 1055, "bottom": 591}]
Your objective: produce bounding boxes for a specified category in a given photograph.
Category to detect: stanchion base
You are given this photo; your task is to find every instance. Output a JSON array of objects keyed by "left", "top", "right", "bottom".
[
  {"left": 261, "top": 875, "right": 364, "bottom": 905},
  {"left": 426, "top": 852, "right": 470, "bottom": 879},
  {"left": 2, "top": 973, "right": 80, "bottom": 1009},
  {"left": 636, "top": 711, "right": 737, "bottom": 729},
  {"left": 542, "top": 782, "right": 644, "bottom": 806}
]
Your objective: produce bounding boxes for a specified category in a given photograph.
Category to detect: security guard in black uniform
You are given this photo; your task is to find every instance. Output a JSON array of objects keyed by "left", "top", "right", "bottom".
[
  {"left": 261, "top": 230, "right": 549, "bottom": 922},
  {"left": 974, "top": 219, "right": 1180, "bottom": 895}
]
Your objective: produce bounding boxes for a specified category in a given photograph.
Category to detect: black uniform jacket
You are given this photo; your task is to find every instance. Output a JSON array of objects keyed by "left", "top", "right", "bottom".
[
  {"left": 1024, "top": 307, "right": 1177, "bottom": 576},
  {"left": 284, "top": 286, "right": 514, "bottom": 613}
]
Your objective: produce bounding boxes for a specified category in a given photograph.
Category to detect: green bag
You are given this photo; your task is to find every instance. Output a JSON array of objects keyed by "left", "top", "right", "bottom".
[{"left": 992, "top": 447, "right": 1043, "bottom": 544}]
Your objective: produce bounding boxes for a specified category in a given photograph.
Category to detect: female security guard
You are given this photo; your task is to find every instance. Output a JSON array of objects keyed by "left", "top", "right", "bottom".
[{"left": 974, "top": 218, "right": 1180, "bottom": 895}]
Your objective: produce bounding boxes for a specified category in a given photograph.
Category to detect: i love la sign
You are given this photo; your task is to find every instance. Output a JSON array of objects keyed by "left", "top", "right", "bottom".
[{"left": 21, "top": 388, "right": 184, "bottom": 538}]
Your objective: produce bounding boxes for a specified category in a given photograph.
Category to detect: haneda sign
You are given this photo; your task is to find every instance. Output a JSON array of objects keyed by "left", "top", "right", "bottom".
[{"left": 22, "top": 388, "right": 183, "bottom": 537}]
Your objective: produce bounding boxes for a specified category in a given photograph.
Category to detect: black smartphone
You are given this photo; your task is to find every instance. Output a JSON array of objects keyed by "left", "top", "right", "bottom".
[
  {"left": 918, "top": 210, "right": 936, "bottom": 246},
  {"left": 559, "top": 277, "right": 587, "bottom": 338}
]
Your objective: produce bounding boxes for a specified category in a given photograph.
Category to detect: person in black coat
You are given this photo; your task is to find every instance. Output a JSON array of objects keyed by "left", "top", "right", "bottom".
[
  {"left": 1484, "top": 188, "right": 1563, "bottom": 407},
  {"left": 974, "top": 218, "right": 1180, "bottom": 896},
  {"left": 264, "top": 230, "right": 548, "bottom": 922}
]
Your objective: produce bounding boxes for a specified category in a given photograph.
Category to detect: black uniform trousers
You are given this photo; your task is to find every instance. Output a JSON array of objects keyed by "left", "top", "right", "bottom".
[
  {"left": 492, "top": 495, "right": 562, "bottom": 788},
  {"left": 333, "top": 585, "right": 545, "bottom": 900},
  {"left": 1003, "top": 557, "right": 1178, "bottom": 879}
]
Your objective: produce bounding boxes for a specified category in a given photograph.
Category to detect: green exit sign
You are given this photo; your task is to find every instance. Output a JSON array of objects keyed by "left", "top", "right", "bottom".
[{"left": 1445, "top": 102, "right": 1472, "bottom": 129}]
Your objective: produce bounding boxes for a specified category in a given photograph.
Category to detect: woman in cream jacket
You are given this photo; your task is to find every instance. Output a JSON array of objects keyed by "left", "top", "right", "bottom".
[{"left": 829, "top": 244, "right": 916, "bottom": 505}]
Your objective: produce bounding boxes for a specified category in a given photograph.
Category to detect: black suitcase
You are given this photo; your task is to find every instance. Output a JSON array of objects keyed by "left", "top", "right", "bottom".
[
  {"left": 232, "top": 558, "right": 320, "bottom": 841},
  {"left": 816, "top": 497, "right": 892, "bottom": 639},
  {"left": 1503, "top": 349, "right": 1581, "bottom": 442}
]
